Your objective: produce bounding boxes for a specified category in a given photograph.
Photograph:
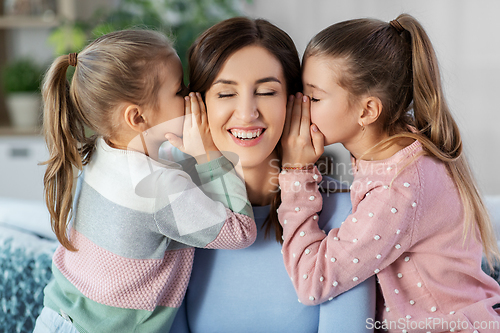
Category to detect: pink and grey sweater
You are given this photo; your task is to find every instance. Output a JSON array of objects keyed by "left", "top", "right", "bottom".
[
  {"left": 43, "top": 138, "right": 256, "bottom": 333},
  {"left": 278, "top": 140, "right": 500, "bottom": 332}
]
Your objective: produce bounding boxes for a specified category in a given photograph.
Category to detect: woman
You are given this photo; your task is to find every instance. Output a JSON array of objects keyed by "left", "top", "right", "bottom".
[{"left": 170, "top": 17, "right": 376, "bottom": 332}]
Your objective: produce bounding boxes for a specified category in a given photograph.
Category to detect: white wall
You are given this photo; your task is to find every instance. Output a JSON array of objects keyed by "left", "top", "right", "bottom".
[{"left": 244, "top": 0, "right": 500, "bottom": 196}]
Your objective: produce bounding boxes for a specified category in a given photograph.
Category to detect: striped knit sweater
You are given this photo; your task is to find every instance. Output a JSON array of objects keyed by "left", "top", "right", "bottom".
[{"left": 43, "top": 138, "right": 256, "bottom": 333}]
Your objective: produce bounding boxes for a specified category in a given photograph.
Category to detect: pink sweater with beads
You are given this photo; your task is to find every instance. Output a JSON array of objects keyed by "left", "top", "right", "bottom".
[{"left": 278, "top": 140, "right": 500, "bottom": 333}]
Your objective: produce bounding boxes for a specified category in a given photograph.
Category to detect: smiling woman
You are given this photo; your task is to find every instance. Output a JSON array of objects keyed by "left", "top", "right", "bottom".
[{"left": 170, "top": 17, "right": 376, "bottom": 333}]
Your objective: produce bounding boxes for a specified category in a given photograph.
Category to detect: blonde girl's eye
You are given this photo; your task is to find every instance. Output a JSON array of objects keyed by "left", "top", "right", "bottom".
[{"left": 311, "top": 97, "right": 320, "bottom": 102}]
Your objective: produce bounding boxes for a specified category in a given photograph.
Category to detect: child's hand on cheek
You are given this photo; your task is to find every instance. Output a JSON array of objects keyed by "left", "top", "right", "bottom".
[
  {"left": 165, "top": 92, "right": 221, "bottom": 164},
  {"left": 281, "top": 93, "right": 325, "bottom": 169}
]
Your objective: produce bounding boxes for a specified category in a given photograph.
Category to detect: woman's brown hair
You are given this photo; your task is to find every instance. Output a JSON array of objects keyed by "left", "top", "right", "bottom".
[
  {"left": 188, "top": 17, "right": 302, "bottom": 243},
  {"left": 304, "top": 14, "right": 499, "bottom": 265},
  {"left": 42, "top": 30, "right": 175, "bottom": 251}
]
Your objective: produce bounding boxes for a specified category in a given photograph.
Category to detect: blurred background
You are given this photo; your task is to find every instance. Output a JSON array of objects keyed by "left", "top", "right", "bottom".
[{"left": 0, "top": 0, "right": 499, "bottom": 200}]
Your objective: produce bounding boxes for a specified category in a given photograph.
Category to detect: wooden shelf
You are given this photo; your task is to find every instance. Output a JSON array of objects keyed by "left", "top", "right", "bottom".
[
  {"left": 0, "top": 15, "right": 59, "bottom": 29},
  {"left": 0, "top": 126, "right": 42, "bottom": 136}
]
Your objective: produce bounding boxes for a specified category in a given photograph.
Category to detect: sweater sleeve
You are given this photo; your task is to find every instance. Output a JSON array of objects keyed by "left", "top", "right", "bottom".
[
  {"left": 149, "top": 156, "right": 256, "bottom": 250},
  {"left": 278, "top": 167, "right": 418, "bottom": 305}
]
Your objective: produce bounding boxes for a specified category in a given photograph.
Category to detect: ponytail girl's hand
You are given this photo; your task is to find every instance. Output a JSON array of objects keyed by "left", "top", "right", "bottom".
[
  {"left": 165, "top": 92, "right": 221, "bottom": 164},
  {"left": 281, "top": 93, "right": 324, "bottom": 168}
]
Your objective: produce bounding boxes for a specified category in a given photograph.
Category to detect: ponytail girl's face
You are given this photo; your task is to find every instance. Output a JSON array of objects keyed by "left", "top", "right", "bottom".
[
  {"left": 204, "top": 45, "right": 287, "bottom": 169},
  {"left": 145, "top": 55, "right": 188, "bottom": 142},
  {"left": 302, "top": 55, "right": 361, "bottom": 147}
]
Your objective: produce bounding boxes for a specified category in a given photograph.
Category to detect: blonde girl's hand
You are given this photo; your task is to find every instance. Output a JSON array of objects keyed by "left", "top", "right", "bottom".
[
  {"left": 281, "top": 93, "right": 324, "bottom": 168},
  {"left": 165, "top": 92, "right": 221, "bottom": 164}
]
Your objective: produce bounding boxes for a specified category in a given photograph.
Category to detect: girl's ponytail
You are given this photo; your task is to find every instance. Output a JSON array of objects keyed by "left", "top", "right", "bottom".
[
  {"left": 396, "top": 14, "right": 499, "bottom": 265},
  {"left": 42, "top": 54, "right": 87, "bottom": 251}
]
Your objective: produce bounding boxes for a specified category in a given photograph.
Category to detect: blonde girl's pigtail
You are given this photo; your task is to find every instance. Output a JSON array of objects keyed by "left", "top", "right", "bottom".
[
  {"left": 396, "top": 14, "right": 500, "bottom": 265},
  {"left": 42, "top": 54, "right": 85, "bottom": 252}
]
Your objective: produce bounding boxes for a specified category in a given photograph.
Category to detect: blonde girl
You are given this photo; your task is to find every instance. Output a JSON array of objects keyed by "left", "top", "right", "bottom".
[
  {"left": 278, "top": 14, "right": 500, "bottom": 332},
  {"left": 34, "top": 30, "right": 256, "bottom": 333}
]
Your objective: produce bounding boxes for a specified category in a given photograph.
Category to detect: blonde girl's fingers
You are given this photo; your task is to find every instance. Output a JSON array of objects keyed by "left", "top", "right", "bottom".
[
  {"left": 310, "top": 123, "right": 325, "bottom": 157},
  {"left": 299, "top": 95, "right": 312, "bottom": 137},
  {"left": 283, "top": 95, "right": 294, "bottom": 136},
  {"left": 289, "top": 92, "right": 303, "bottom": 137}
]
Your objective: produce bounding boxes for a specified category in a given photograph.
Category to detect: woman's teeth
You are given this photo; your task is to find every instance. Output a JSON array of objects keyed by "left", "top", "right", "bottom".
[{"left": 230, "top": 129, "right": 262, "bottom": 140}]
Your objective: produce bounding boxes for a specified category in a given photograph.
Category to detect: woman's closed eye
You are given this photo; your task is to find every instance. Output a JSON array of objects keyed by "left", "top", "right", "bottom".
[{"left": 217, "top": 92, "right": 236, "bottom": 98}]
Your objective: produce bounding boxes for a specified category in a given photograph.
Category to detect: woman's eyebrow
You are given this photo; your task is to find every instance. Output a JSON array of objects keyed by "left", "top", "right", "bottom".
[
  {"left": 256, "top": 77, "right": 281, "bottom": 84},
  {"left": 213, "top": 79, "right": 237, "bottom": 85}
]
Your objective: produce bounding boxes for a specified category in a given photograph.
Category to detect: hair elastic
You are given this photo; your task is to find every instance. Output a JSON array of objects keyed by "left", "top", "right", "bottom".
[
  {"left": 68, "top": 53, "right": 78, "bottom": 67},
  {"left": 389, "top": 19, "right": 405, "bottom": 34}
]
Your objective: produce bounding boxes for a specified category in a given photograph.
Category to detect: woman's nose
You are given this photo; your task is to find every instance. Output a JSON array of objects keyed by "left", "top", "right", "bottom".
[{"left": 235, "top": 95, "right": 259, "bottom": 122}]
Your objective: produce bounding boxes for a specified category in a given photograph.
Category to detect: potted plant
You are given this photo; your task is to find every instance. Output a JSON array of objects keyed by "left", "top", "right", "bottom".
[{"left": 1, "top": 58, "right": 43, "bottom": 128}]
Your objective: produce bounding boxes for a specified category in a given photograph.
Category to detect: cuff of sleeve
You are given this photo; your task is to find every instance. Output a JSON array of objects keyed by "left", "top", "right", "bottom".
[
  {"left": 279, "top": 166, "right": 322, "bottom": 190},
  {"left": 195, "top": 155, "right": 233, "bottom": 176}
]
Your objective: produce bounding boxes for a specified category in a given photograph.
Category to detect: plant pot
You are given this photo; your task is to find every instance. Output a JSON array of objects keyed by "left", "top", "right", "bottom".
[{"left": 6, "top": 92, "right": 41, "bottom": 128}]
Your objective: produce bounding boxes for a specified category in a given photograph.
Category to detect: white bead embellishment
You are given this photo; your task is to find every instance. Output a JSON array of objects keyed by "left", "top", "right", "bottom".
[
  {"left": 406, "top": 315, "right": 411, "bottom": 319},
  {"left": 395, "top": 244, "right": 401, "bottom": 249},
  {"left": 374, "top": 235, "right": 381, "bottom": 240},
  {"left": 332, "top": 281, "right": 338, "bottom": 287},
  {"left": 305, "top": 249, "right": 311, "bottom": 255},
  {"left": 309, "top": 296, "right": 315, "bottom": 301},
  {"left": 391, "top": 208, "right": 398, "bottom": 214},
  {"left": 383, "top": 185, "right": 389, "bottom": 189},
  {"left": 410, "top": 300, "right": 415, "bottom": 305},
  {"left": 374, "top": 269, "right": 380, "bottom": 274},
  {"left": 295, "top": 207, "right": 300, "bottom": 212},
  {"left": 394, "top": 289, "right": 399, "bottom": 294},
  {"left": 396, "top": 229, "right": 401, "bottom": 234},
  {"left": 368, "top": 212, "right": 374, "bottom": 217},
  {"left": 312, "top": 174, "right": 319, "bottom": 180},
  {"left": 328, "top": 297, "right": 333, "bottom": 301},
  {"left": 417, "top": 282, "right": 422, "bottom": 287},
  {"left": 397, "top": 273, "right": 403, "bottom": 278},
  {"left": 412, "top": 202, "right": 417, "bottom": 208},
  {"left": 430, "top": 306, "right": 437, "bottom": 312},
  {"left": 320, "top": 276, "right": 324, "bottom": 282},
  {"left": 353, "top": 238, "right": 358, "bottom": 243},
  {"left": 404, "top": 256, "right": 410, "bottom": 262},
  {"left": 352, "top": 276, "right": 359, "bottom": 282},
  {"left": 281, "top": 170, "right": 287, "bottom": 174},
  {"left": 386, "top": 307, "right": 390, "bottom": 312},
  {"left": 404, "top": 182, "right": 410, "bottom": 187},
  {"left": 303, "top": 274, "right": 308, "bottom": 279},
  {"left": 367, "top": 181, "right": 372, "bottom": 185},
  {"left": 300, "top": 231, "right": 305, "bottom": 237},
  {"left": 331, "top": 257, "right": 336, "bottom": 262},
  {"left": 387, "top": 166, "right": 392, "bottom": 171},
  {"left": 294, "top": 181, "right": 300, "bottom": 186},
  {"left": 284, "top": 219, "right": 287, "bottom": 225},
  {"left": 313, "top": 215, "right": 318, "bottom": 220},
  {"left": 450, "top": 311, "right": 455, "bottom": 314},
  {"left": 333, "top": 237, "right": 339, "bottom": 241},
  {"left": 376, "top": 254, "right": 382, "bottom": 259},
  {"left": 352, "top": 217, "right": 358, "bottom": 222},
  {"left": 293, "top": 253, "right": 296, "bottom": 258},
  {"left": 309, "top": 196, "right": 315, "bottom": 201},
  {"left": 353, "top": 258, "right": 359, "bottom": 263}
]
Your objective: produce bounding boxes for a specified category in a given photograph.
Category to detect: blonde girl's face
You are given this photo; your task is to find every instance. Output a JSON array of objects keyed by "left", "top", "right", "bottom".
[
  {"left": 145, "top": 54, "right": 187, "bottom": 142},
  {"left": 302, "top": 55, "right": 361, "bottom": 147},
  {"left": 204, "top": 45, "right": 287, "bottom": 169}
]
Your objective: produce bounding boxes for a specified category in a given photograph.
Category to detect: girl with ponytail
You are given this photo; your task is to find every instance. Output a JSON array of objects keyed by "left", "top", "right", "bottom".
[
  {"left": 279, "top": 13, "right": 500, "bottom": 331},
  {"left": 35, "top": 29, "right": 257, "bottom": 333}
]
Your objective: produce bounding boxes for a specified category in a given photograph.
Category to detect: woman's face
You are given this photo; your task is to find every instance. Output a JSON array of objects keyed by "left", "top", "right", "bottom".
[{"left": 205, "top": 45, "right": 287, "bottom": 169}]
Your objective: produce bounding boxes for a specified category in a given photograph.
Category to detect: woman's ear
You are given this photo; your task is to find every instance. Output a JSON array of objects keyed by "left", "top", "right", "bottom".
[
  {"left": 123, "top": 104, "right": 148, "bottom": 133},
  {"left": 358, "top": 96, "right": 383, "bottom": 127}
]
